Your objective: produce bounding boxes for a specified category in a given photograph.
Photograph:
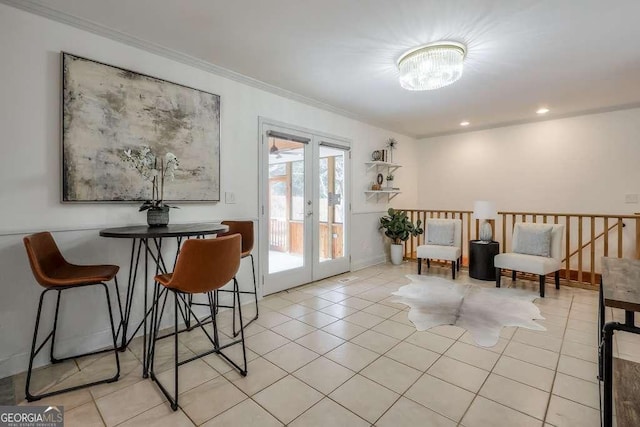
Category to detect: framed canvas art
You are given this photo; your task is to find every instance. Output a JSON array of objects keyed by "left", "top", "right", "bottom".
[{"left": 62, "top": 52, "right": 221, "bottom": 202}]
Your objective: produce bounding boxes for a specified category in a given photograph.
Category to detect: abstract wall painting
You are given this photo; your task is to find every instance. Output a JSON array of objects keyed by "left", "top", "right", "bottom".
[{"left": 62, "top": 52, "right": 221, "bottom": 202}]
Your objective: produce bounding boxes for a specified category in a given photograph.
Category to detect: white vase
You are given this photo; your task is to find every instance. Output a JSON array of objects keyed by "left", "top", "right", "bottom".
[{"left": 390, "top": 244, "right": 404, "bottom": 265}]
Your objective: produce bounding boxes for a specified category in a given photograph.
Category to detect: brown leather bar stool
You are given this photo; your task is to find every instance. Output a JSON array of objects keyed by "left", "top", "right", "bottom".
[
  {"left": 214, "top": 221, "right": 258, "bottom": 336},
  {"left": 149, "top": 234, "right": 247, "bottom": 410},
  {"left": 23, "top": 232, "right": 121, "bottom": 401}
]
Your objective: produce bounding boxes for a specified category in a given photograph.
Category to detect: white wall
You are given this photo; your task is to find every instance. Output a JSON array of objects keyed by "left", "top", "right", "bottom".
[
  {"left": 0, "top": 4, "right": 417, "bottom": 378},
  {"left": 415, "top": 108, "right": 640, "bottom": 214}
]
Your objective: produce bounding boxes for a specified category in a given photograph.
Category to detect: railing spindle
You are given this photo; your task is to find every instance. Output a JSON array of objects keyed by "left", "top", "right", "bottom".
[
  {"left": 566, "top": 215, "right": 571, "bottom": 283},
  {"left": 578, "top": 216, "right": 583, "bottom": 283},
  {"left": 590, "top": 217, "right": 596, "bottom": 286},
  {"left": 618, "top": 218, "right": 623, "bottom": 258},
  {"left": 502, "top": 213, "right": 507, "bottom": 253},
  {"left": 604, "top": 217, "right": 609, "bottom": 257}
]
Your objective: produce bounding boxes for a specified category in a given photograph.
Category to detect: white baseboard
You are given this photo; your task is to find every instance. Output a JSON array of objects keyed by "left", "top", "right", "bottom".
[{"left": 351, "top": 254, "right": 387, "bottom": 271}]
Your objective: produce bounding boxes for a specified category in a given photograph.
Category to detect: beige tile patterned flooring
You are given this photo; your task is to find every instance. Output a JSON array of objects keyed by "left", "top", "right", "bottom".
[{"left": 12, "top": 262, "right": 634, "bottom": 426}]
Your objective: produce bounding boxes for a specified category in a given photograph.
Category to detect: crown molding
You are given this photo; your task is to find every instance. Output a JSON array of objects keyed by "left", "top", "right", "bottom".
[
  {"left": 0, "top": 0, "right": 404, "bottom": 136},
  {"left": 416, "top": 102, "right": 640, "bottom": 140}
]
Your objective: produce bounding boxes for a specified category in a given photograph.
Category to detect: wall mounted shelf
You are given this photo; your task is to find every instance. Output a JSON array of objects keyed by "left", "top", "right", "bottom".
[
  {"left": 365, "top": 190, "right": 401, "bottom": 202},
  {"left": 365, "top": 161, "right": 402, "bottom": 173},
  {"left": 365, "top": 159, "right": 401, "bottom": 202}
]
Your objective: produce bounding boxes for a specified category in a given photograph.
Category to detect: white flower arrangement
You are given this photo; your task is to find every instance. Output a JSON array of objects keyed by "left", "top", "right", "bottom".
[{"left": 121, "top": 146, "right": 179, "bottom": 211}]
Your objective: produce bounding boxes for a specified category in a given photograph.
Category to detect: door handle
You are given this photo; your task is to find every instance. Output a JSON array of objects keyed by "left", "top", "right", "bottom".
[{"left": 306, "top": 211, "right": 313, "bottom": 217}]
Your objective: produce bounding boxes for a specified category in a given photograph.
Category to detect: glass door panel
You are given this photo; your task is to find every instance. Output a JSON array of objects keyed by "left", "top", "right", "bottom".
[
  {"left": 268, "top": 139, "right": 306, "bottom": 273},
  {"left": 263, "top": 126, "right": 313, "bottom": 295},
  {"left": 318, "top": 147, "right": 346, "bottom": 262},
  {"left": 313, "top": 140, "right": 350, "bottom": 280}
]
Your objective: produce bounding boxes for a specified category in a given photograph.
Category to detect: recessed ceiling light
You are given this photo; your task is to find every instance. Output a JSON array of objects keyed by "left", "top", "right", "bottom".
[
  {"left": 460, "top": 121, "right": 470, "bottom": 126},
  {"left": 536, "top": 107, "right": 550, "bottom": 115}
]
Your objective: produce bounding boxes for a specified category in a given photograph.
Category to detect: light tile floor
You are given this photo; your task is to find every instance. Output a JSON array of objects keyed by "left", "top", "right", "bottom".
[{"left": 10, "top": 262, "right": 635, "bottom": 426}]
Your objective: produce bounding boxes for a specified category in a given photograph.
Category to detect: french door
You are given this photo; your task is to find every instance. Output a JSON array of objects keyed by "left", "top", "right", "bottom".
[{"left": 260, "top": 121, "right": 350, "bottom": 295}]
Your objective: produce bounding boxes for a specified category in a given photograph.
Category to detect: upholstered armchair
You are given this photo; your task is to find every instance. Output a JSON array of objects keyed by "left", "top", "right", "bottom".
[
  {"left": 495, "top": 223, "right": 565, "bottom": 297},
  {"left": 417, "top": 219, "right": 462, "bottom": 279}
]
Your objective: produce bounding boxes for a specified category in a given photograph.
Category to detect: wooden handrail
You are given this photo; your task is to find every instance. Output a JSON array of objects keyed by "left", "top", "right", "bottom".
[
  {"left": 561, "top": 221, "right": 624, "bottom": 263},
  {"left": 498, "top": 211, "right": 639, "bottom": 219}
]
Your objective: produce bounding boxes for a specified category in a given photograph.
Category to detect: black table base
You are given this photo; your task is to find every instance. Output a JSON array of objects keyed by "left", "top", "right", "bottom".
[{"left": 100, "top": 223, "right": 229, "bottom": 378}]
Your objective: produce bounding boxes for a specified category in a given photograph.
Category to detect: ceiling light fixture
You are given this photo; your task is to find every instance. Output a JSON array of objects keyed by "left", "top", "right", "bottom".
[
  {"left": 536, "top": 107, "right": 550, "bottom": 115},
  {"left": 398, "top": 41, "right": 467, "bottom": 91},
  {"left": 460, "top": 121, "right": 470, "bottom": 126}
]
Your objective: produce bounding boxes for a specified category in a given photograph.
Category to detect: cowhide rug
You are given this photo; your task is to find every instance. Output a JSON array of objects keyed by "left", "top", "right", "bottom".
[{"left": 391, "top": 275, "right": 545, "bottom": 347}]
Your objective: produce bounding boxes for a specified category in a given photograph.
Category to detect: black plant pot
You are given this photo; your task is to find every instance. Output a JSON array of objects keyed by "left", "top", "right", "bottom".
[{"left": 147, "top": 206, "right": 170, "bottom": 227}]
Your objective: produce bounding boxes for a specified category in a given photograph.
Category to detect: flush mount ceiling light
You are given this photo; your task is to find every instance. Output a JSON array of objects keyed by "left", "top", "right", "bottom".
[
  {"left": 460, "top": 121, "right": 470, "bottom": 126},
  {"left": 398, "top": 41, "right": 467, "bottom": 91},
  {"left": 536, "top": 107, "right": 550, "bottom": 115}
]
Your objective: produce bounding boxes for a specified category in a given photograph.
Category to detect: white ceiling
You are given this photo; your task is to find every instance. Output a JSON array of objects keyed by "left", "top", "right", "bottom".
[{"left": 16, "top": 0, "right": 640, "bottom": 137}]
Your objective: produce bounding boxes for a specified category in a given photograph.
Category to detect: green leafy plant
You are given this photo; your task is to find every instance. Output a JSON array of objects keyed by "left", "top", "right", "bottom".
[{"left": 379, "top": 208, "right": 423, "bottom": 245}]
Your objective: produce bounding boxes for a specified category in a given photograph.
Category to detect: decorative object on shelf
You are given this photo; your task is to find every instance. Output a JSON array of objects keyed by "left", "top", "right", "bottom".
[
  {"left": 397, "top": 41, "right": 467, "bottom": 91},
  {"left": 379, "top": 208, "right": 423, "bottom": 265},
  {"left": 376, "top": 173, "right": 384, "bottom": 186},
  {"left": 62, "top": 52, "right": 221, "bottom": 202},
  {"left": 371, "top": 150, "right": 382, "bottom": 161},
  {"left": 121, "top": 146, "right": 179, "bottom": 227},
  {"left": 371, "top": 183, "right": 381, "bottom": 191},
  {"left": 473, "top": 200, "right": 497, "bottom": 241},
  {"left": 383, "top": 173, "right": 395, "bottom": 190},
  {"left": 386, "top": 138, "right": 398, "bottom": 163}
]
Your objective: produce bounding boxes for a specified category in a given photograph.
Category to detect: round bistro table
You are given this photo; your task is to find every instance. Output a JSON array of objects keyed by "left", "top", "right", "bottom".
[{"left": 100, "top": 222, "right": 229, "bottom": 377}]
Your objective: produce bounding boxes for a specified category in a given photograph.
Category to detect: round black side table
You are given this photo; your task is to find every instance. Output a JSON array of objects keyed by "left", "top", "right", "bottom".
[{"left": 469, "top": 240, "right": 500, "bottom": 281}]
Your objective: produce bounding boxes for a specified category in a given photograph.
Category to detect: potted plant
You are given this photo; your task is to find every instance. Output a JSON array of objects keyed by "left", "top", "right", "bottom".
[
  {"left": 385, "top": 173, "right": 394, "bottom": 189},
  {"left": 121, "top": 146, "right": 179, "bottom": 227},
  {"left": 379, "top": 208, "right": 423, "bottom": 265}
]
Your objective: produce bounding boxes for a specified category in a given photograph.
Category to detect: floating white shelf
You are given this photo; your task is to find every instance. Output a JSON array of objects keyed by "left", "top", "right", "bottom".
[
  {"left": 365, "top": 190, "right": 401, "bottom": 201},
  {"left": 365, "top": 161, "right": 402, "bottom": 173}
]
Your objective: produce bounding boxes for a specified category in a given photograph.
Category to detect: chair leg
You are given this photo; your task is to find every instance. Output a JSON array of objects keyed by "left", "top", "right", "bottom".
[
  {"left": 25, "top": 289, "right": 48, "bottom": 401},
  {"left": 149, "top": 289, "right": 179, "bottom": 411},
  {"left": 112, "top": 276, "right": 124, "bottom": 348},
  {"left": 208, "top": 291, "right": 220, "bottom": 348},
  {"left": 452, "top": 261, "right": 456, "bottom": 279},
  {"left": 233, "top": 254, "right": 259, "bottom": 337},
  {"left": 512, "top": 270, "right": 517, "bottom": 281},
  {"left": 457, "top": 257, "right": 461, "bottom": 271},
  {"left": 172, "top": 292, "right": 179, "bottom": 411},
  {"left": 426, "top": 259, "right": 430, "bottom": 269},
  {"left": 250, "top": 254, "right": 259, "bottom": 320},
  {"left": 417, "top": 258, "right": 422, "bottom": 275},
  {"left": 26, "top": 285, "right": 121, "bottom": 402},
  {"left": 496, "top": 268, "right": 501, "bottom": 288},
  {"left": 539, "top": 275, "right": 546, "bottom": 298},
  {"left": 233, "top": 278, "right": 248, "bottom": 376},
  {"left": 50, "top": 290, "right": 62, "bottom": 363},
  {"left": 555, "top": 271, "right": 560, "bottom": 289}
]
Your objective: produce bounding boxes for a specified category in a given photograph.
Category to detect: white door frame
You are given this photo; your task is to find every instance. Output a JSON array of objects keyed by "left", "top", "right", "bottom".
[{"left": 258, "top": 117, "right": 352, "bottom": 296}]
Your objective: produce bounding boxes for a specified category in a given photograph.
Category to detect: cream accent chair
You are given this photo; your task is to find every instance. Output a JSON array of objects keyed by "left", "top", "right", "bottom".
[
  {"left": 495, "top": 223, "right": 565, "bottom": 297},
  {"left": 417, "top": 219, "right": 462, "bottom": 279}
]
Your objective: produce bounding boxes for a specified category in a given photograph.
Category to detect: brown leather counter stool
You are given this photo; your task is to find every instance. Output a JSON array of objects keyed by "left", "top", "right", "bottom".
[
  {"left": 149, "top": 234, "right": 247, "bottom": 410},
  {"left": 23, "top": 232, "right": 121, "bottom": 401},
  {"left": 215, "top": 221, "right": 258, "bottom": 336}
]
